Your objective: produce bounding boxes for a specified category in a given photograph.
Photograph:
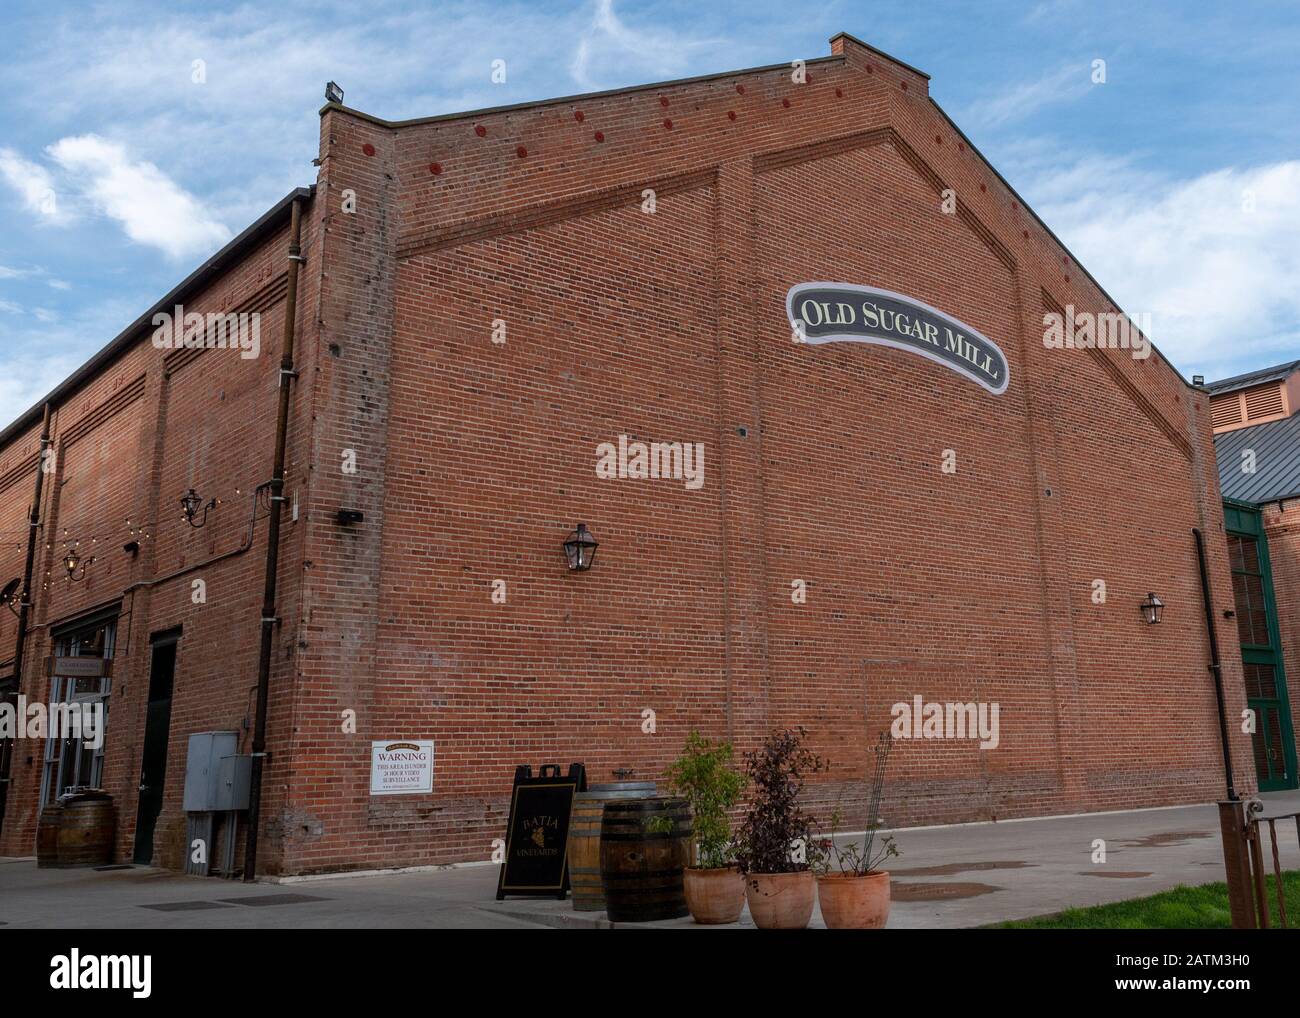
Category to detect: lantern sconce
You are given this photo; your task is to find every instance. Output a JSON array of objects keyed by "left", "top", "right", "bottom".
[
  {"left": 180, "top": 487, "right": 217, "bottom": 529},
  {"left": 1140, "top": 592, "right": 1165, "bottom": 625},
  {"left": 64, "top": 547, "right": 94, "bottom": 582},
  {"left": 563, "top": 523, "right": 598, "bottom": 572},
  {"left": 1, "top": 578, "right": 21, "bottom": 616}
]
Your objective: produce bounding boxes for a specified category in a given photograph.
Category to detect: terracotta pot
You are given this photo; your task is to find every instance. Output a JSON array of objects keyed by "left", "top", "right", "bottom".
[
  {"left": 817, "top": 870, "right": 891, "bottom": 929},
  {"left": 744, "top": 870, "right": 815, "bottom": 929},
  {"left": 683, "top": 866, "right": 745, "bottom": 924}
]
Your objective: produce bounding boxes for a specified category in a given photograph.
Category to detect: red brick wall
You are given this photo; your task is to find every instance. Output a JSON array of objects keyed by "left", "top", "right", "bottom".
[
  {"left": 266, "top": 35, "right": 1251, "bottom": 875},
  {"left": 0, "top": 213, "right": 317, "bottom": 872},
  {"left": 0, "top": 34, "right": 1254, "bottom": 877},
  {"left": 0, "top": 428, "right": 43, "bottom": 673}
]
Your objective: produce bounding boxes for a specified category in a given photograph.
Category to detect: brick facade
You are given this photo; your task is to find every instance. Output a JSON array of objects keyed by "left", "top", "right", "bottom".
[{"left": 0, "top": 34, "right": 1256, "bottom": 876}]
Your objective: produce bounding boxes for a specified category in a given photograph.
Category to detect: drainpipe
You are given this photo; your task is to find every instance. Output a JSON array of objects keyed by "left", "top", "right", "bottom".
[
  {"left": 1194, "top": 527, "right": 1237, "bottom": 800},
  {"left": 243, "top": 197, "right": 303, "bottom": 880},
  {"left": 0, "top": 404, "right": 51, "bottom": 836}
]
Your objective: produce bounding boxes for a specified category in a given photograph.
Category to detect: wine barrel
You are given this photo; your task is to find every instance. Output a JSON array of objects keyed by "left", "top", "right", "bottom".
[
  {"left": 55, "top": 791, "right": 115, "bottom": 867},
  {"left": 567, "top": 781, "right": 656, "bottom": 912},
  {"left": 36, "top": 804, "right": 63, "bottom": 868},
  {"left": 599, "top": 796, "right": 692, "bottom": 922}
]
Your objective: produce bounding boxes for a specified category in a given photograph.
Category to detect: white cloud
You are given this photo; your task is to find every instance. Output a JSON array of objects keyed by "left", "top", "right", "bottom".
[
  {"left": 1027, "top": 157, "right": 1300, "bottom": 379},
  {"left": 961, "top": 63, "right": 1093, "bottom": 130},
  {"left": 0, "top": 148, "right": 69, "bottom": 223},
  {"left": 570, "top": 0, "right": 721, "bottom": 90},
  {"left": 45, "top": 134, "right": 231, "bottom": 259},
  {"left": 0, "top": 294, "right": 146, "bottom": 429},
  {"left": 0, "top": 349, "right": 80, "bottom": 430}
]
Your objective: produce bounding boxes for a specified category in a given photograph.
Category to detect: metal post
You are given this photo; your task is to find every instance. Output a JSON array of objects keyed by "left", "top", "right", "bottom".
[
  {"left": 242, "top": 197, "right": 303, "bottom": 881},
  {"left": 1217, "top": 799, "right": 1257, "bottom": 929},
  {"left": 0, "top": 404, "right": 51, "bottom": 837},
  {"left": 1194, "top": 528, "right": 1238, "bottom": 800}
]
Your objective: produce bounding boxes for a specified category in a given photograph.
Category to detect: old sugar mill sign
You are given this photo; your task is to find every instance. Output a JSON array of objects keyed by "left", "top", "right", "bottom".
[{"left": 786, "top": 283, "right": 1010, "bottom": 395}]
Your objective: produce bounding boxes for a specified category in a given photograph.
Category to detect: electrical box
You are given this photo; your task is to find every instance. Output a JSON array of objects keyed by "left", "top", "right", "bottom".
[
  {"left": 215, "top": 752, "right": 252, "bottom": 811},
  {"left": 183, "top": 731, "right": 247, "bottom": 811}
]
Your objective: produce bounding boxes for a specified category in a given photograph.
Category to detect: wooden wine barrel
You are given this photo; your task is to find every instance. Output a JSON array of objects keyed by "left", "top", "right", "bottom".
[
  {"left": 36, "top": 804, "right": 63, "bottom": 868},
  {"left": 567, "top": 781, "right": 656, "bottom": 912},
  {"left": 55, "top": 792, "right": 115, "bottom": 867},
  {"left": 599, "top": 796, "right": 692, "bottom": 922}
]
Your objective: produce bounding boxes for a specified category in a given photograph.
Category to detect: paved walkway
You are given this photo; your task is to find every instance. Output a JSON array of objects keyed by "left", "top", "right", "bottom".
[{"left": 3, "top": 790, "right": 1297, "bottom": 929}]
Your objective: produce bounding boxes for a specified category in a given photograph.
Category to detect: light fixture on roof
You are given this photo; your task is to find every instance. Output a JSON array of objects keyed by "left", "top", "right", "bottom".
[
  {"left": 325, "top": 81, "right": 345, "bottom": 104},
  {"left": 1193, "top": 375, "right": 1205, "bottom": 386}
]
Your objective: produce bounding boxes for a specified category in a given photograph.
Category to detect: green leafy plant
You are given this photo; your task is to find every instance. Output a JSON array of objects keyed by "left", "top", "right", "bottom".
[
  {"left": 734, "top": 727, "right": 826, "bottom": 875},
  {"left": 663, "top": 731, "right": 746, "bottom": 869},
  {"left": 811, "top": 731, "right": 899, "bottom": 877},
  {"left": 644, "top": 813, "right": 674, "bottom": 835}
]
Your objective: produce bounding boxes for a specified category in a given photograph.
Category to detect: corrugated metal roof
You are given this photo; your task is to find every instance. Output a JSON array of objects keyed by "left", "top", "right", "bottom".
[
  {"left": 1205, "top": 360, "right": 1300, "bottom": 395},
  {"left": 1215, "top": 413, "right": 1300, "bottom": 503}
]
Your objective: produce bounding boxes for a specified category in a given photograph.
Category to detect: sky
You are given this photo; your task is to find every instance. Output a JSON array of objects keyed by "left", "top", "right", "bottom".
[{"left": 1, "top": 0, "right": 1298, "bottom": 429}]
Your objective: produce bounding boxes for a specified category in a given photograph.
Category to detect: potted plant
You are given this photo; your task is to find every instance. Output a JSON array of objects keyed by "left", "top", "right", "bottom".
[
  {"left": 663, "top": 731, "right": 747, "bottom": 924},
  {"left": 812, "top": 732, "right": 899, "bottom": 929},
  {"left": 734, "top": 727, "right": 825, "bottom": 930}
]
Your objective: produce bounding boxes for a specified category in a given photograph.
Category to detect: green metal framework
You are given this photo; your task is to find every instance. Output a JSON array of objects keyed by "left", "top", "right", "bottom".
[{"left": 1224, "top": 498, "right": 1298, "bottom": 791}]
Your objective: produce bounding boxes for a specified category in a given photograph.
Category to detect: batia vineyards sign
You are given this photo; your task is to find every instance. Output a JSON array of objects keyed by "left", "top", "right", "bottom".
[{"left": 786, "top": 283, "right": 1009, "bottom": 395}]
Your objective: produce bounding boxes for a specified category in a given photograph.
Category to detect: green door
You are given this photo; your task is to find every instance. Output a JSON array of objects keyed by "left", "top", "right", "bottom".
[{"left": 1225, "top": 501, "right": 1298, "bottom": 791}]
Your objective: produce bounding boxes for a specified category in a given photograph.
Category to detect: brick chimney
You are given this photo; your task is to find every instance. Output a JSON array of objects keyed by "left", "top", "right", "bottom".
[{"left": 830, "top": 32, "right": 930, "bottom": 96}]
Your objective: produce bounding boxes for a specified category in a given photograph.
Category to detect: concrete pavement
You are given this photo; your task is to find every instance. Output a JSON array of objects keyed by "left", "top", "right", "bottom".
[{"left": 3, "top": 789, "right": 1297, "bottom": 929}]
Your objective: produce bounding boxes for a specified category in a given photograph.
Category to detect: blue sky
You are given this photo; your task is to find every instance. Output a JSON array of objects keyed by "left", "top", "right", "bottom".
[{"left": 2, "top": 0, "right": 1298, "bottom": 428}]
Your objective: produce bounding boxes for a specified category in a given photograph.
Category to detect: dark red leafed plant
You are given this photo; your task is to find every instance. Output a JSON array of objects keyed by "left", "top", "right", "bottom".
[{"left": 734, "top": 727, "right": 825, "bottom": 875}]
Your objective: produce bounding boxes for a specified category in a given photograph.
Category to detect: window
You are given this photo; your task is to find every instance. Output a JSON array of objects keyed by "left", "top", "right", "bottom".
[
  {"left": 1228, "top": 534, "right": 1271, "bottom": 648},
  {"left": 39, "top": 616, "right": 116, "bottom": 804}
]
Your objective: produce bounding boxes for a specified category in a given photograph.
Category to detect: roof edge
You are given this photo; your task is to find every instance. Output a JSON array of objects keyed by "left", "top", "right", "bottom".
[
  {"left": 828, "top": 32, "right": 931, "bottom": 80},
  {"left": 1205, "top": 359, "right": 1300, "bottom": 395},
  {"left": 0, "top": 185, "right": 315, "bottom": 452},
  {"left": 926, "top": 97, "right": 1190, "bottom": 387},
  {"left": 318, "top": 55, "right": 846, "bottom": 129}
]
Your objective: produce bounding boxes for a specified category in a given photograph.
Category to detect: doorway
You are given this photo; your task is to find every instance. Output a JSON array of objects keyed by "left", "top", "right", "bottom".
[{"left": 133, "top": 630, "right": 179, "bottom": 864}]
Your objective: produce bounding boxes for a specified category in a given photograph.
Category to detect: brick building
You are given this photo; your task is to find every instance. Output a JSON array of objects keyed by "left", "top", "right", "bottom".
[
  {"left": 1211, "top": 363, "right": 1300, "bottom": 791},
  {"left": 0, "top": 34, "right": 1256, "bottom": 877}
]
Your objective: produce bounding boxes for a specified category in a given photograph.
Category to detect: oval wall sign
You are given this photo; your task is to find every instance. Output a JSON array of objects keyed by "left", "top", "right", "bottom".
[{"left": 786, "top": 282, "right": 1010, "bottom": 395}]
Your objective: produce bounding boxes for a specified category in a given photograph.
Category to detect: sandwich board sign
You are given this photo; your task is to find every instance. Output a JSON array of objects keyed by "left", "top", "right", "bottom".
[{"left": 495, "top": 762, "right": 586, "bottom": 900}]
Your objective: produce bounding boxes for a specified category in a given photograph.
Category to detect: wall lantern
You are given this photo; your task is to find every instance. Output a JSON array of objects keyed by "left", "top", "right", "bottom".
[
  {"left": 180, "top": 487, "right": 216, "bottom": 529},
  {"left": 563, "top": 523, "right": 598, "bottom": 572},
  {"left": 1, "top": 578, "right": 21, "bottom": 616},
  {"left": 1140, "top": 592, "right": 1165, "bottom": 625},
  {"left": 64, "top": 547, "right": 93, "bottom": 582}
]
